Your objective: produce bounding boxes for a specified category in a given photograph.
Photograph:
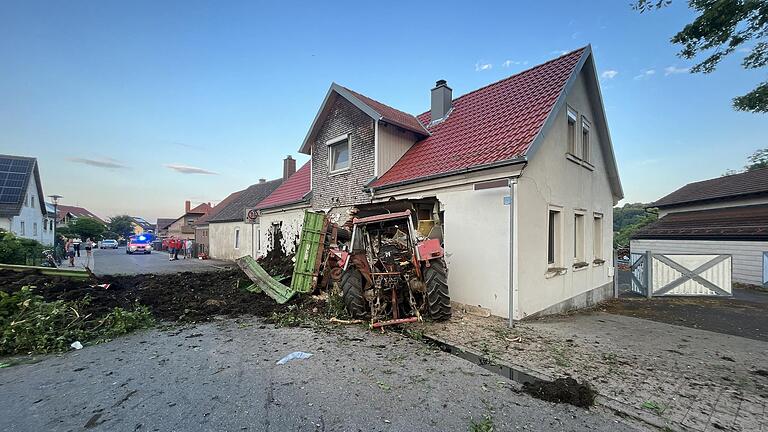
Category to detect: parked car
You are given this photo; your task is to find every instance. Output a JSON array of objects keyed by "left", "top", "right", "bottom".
[
  {"left": 126, "top": 235, "right": 153, "bottom": 254},
  {"left": 100, "top": 239, "right": 118, "bottom": 249}
]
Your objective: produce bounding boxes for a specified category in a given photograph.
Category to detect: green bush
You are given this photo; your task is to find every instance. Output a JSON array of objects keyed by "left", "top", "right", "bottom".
[
  {"left": 0, "top": 287, "right": 154, "bottom": 355},
  {"left": 0, "top": 230, "right": 46, "bottom": 265}
]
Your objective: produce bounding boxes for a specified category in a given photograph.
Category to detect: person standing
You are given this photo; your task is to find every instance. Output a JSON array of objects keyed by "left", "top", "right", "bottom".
[
  {"left": 186, "top": 239, "right": 193, "bottom": 259},
  {"left": 74, "top": 239, "right": 81, "bottom": 257},
  {"left": 65, "top": 238, "right": 75, "bottom": 267},
  {"left": 173, "top": 238, "right": 180, "bottom": 260},
  {"left": 84, "top": 238, "right": 94, "bottom": 269},
  {"left": 168, "top": 237, "right": 175, "bottom": 261}
]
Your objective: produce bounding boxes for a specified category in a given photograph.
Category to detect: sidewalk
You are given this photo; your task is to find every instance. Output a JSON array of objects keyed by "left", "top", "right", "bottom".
[
  {"left": 419, "top": 308, "right": 768, "bottom": 431},
  {"left": 61, "top": 251, "right": 94, "bottom": 272}
]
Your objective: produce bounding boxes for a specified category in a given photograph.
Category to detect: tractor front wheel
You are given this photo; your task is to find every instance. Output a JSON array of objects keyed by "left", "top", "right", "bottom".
[
  {"left": 424, "top": 258, "right": 451, "bottom": 321},
  {"left": 340, "top": 266, "right": 368, "bottom": 319}
]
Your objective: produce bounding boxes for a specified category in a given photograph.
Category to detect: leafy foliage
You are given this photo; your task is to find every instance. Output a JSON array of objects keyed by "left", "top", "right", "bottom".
[
  {"left": 0, "top": 287, "right": 154, "bottom": 355},
  {"left": 0, "top": 230, "right": 45, "bottom": 265},
  {"left": 67, "top": 217, "right": 106, "bottom": 241},
  {"left": 107, "top": 215, "right": 135, "bottom": 240},
  {"left": 613, "top": 203, "right": 658, "bottom": 248},
  {"left": 722, "top": 147, "right": 768, "bottom": 174},
  {"left": 634, "top": 0, "right": 768, "bottom": 112}
]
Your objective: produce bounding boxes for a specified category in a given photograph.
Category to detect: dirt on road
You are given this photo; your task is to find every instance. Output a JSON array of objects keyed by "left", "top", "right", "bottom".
[{"left": 0, "top": 268, "right": 298, "bottom": 322}]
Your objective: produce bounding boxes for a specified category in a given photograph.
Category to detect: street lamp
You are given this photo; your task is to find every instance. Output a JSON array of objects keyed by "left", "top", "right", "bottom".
[{"left": 48, "top": 194, "right": 62, "bottom": 247}]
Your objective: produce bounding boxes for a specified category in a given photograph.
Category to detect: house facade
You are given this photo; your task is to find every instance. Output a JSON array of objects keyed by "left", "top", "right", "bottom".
[
  {"left": 56, "top": 204, "right": 105, "bottom": 227},
  {"left": 194, "top": 190, "right": 243, "bottom": 257},
  {"left": 632, "top": 168, "right": 768, "bottom": 286},
  {"left": 0, "top": 155, "right": 52, "bottom": 245},
  {"left": 164, "top": 201, "right": 212, "bottom": 241},
  {"left": 253, "top": 46, "right": 622, "bottom": 320}
]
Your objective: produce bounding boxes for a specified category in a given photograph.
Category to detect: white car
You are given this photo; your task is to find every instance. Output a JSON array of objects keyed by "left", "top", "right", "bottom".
[{"left": 100, "top": 239, "right": 118, "bottom": 249}]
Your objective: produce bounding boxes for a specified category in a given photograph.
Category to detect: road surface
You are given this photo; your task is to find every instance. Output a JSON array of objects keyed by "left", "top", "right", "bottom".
[{"left": 91, "top": 247, "right": 234, "bottom": 276}]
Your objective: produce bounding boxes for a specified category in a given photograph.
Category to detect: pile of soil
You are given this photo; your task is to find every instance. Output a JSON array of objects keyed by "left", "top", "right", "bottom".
[
  {"left": 522, "top": 377, "right": 597, "bottom": 408},
  {"left": 0, "top": 268, "right": 299, "bottom": 322},
  {"left": 258, "top": 228, "right": 295, "bottom": 280}
]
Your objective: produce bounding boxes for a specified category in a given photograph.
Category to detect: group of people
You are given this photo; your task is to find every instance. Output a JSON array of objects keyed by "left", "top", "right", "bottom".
[
  {"left": 163, "top": 237, "right": 193, "bottom": 261},
  {"left": 63, "top": 237, "right": 94, "bottom": 268}
]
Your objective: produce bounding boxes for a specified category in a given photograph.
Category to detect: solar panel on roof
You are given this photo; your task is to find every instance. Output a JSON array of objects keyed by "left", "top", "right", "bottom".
[{"left": 0, "top": 157, "right": 33, "bottom": 208}]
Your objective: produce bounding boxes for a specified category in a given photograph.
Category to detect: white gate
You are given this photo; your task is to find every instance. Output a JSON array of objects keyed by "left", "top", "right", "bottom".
[{"left": 630, "top": 252, "right": 732, "bottom": 297}]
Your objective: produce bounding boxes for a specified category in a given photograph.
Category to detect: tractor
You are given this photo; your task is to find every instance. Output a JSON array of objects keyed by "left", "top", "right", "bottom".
[{"left": 334, "top": 210, "right": 451, "bottom": 327}]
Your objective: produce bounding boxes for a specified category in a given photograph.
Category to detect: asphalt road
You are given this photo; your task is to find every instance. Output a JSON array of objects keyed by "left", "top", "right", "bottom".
[
  {"left": 92, "top": 247, "right": 234, "bottom": 276},
  {"left": 0, "top": 320, "right": 638, "bottom": 432}
]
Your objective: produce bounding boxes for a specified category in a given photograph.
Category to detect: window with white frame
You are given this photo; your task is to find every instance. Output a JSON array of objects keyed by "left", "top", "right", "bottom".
[
  {"left": 547, "top": 207, "right": 562, "bottom": 266},
  {"left": 567, "top": 108, "right": 577, "bottom": 155},
  {"left": 593, "top": 213, "right": 603, "bottom": 260},
  {"left": 327, "top": 135, "right": 350, "bottom": 172},
  {"left": 574, "top": 212, "right": 585, "bottom": 263},
  {"left": 234, "top": 227, "right": 240, "bottom": 249},
  {"left": 581, "top": 117, "right": 591, "bottom": 163},
  {"left": 20, "top": 221, "right": 25, "bottom": 235}
]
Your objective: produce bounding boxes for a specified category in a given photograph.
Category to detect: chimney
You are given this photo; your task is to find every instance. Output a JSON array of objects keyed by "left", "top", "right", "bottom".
[
  {"left": 283, "top": 155, "right": 296, "bottom": 180},
  {"left": 431, "top": 79, "right": 452, "bottom": 122},
  {"left": 259, "top": 178, "right": 266, "bottom": 183},
  {"left": 185, "top": 200, "right": 191, "bottom": 213}
]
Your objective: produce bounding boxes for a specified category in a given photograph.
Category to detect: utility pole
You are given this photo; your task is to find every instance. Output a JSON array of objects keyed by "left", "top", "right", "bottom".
[{"left": 48, "top": 194, "right": 62, "bottom": 248}]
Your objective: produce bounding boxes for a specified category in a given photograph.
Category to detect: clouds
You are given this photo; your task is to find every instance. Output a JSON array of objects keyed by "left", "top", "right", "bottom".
[
  {"left": 69, "top": 157, "right": 127, "bottom": 169},
  {"left": 664, "top": 66, "right": 689, "bottom": 76},
  {"left": 633, "top": 69, "right": 656, "bottom": 80},
  {"left": 164, "top": 163, "right": 219, "bottom": 175},
  {"left": 475, "top": 62, "right": 492, "bottom": 72},
  {"left": 502, "top": 59, "right": 529, "bottom": 68},
  {"left": 601, "top": 70, "right": 619, "bottom": 79}
]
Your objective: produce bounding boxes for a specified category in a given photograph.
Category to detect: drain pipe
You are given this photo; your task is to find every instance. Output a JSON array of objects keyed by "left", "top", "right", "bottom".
[{"left": 508, "top": 176, "right": 519, "bottom": 328}]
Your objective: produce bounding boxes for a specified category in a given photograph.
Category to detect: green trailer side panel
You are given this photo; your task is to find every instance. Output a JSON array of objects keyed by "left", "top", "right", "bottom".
[
  {"left": 235, "top": 255, "right": 295, "bottom": 304},
  {"left": 290, "top": 211, "right": 327, "bottom": 294},
  {"left": 0, "top": 263, "right": 90, "bottom": 279}
]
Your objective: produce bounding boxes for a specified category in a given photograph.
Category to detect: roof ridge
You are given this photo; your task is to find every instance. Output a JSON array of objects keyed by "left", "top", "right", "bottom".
[
  {"left": 340, "top": 85, "right": 418, "bottom": 118},
  {"left": 418, "top": 46, "right": 588, "bottom": 119}
]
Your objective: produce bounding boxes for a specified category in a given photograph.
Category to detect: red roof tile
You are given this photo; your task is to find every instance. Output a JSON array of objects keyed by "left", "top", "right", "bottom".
[
  {"left": 256, "top": 162, "right": 311, "bottom": 210},
  {"left": 343, "top": 87, "right": 427, "bottom": 135},
  {"left": 371, "top": 48, "right": 586, "bottom": 188},
  {"left": 188, "top": 202, "right": 213, "bottom": 214},
  {"left": 57, "top": 205, "right": 105, "bottom": 224},
  {"left": 195, "top": 190, "right": 244, "bottom": 226}
]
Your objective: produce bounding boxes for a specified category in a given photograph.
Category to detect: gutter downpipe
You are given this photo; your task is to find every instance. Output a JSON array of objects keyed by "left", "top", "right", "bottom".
[{"left": 508, "top": 176, "right": 520, "bottom": 328}]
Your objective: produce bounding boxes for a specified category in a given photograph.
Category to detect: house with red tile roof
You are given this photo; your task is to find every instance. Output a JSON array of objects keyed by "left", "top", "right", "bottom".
[
  {"left": 56, "top": 204, "right": 105, "bottom": 226},
  {"left": 254, "top": 46, "right": 623, "bottom": 320},
  {"left": 164, "top": 200, "right": 214, "bottom": 241},
  {"left": 632, "top": 167, "right": 768, "bottom": 287}
]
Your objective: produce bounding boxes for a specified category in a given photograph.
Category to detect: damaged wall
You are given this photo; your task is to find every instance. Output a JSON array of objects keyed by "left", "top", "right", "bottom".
[{"left": 258, "top": 206, "right": 308, "bottom": 256}]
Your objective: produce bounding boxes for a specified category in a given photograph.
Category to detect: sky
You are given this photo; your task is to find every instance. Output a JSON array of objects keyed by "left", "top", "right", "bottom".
[{"left": 1, "top": 0, "right": 766, "bottom": 222}]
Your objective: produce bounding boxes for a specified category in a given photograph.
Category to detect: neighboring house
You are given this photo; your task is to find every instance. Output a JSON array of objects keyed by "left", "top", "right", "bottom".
[
  {"left": 255, "top": 160, "right": 312, "bottom": 255},
  {"left": 0, "top": 155, "right": 52, "bottom": 245},
  {"left": 155, "top": 218, "right": 176, "bottom": 238},
  {"left": 164, "top": 201, "right": 213, "bottom": 240},
  {"left": 131, "top": 216, "right": 154, "bottom": 235},
  {"left": 194, "top": 190, "right": 244, "bottom": 257},
  {"left": 207, "top": 175, "right": 285, "bottom": 261},
  {"left": 57, "top": 204, "right": 105, "bottom": 226},
  {"left": 258, "top": 46, "right": 622, "bottom": 320},
  {"left": 632, "top": 168, "right": 768, "bottom": 286}
]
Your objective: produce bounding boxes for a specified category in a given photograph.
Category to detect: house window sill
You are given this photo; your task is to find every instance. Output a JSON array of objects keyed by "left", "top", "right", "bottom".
[
  {"left": 593, "top": 259, "right": 605, "bottom": 267},
  {"left": 328, "top": 168, "right": 350, "bottom": 177},
  {"left": 545, "top": 267, "right": 567, "bottom": 279},
  {"left": 566, "top": 153, "right": 594, "bottom": 171},
  {"left": 573, "top": 261, "right": 589, "bottom": 272}
]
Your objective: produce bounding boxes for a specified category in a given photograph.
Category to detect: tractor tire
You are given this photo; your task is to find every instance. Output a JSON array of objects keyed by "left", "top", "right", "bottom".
[
  {"left": 424, "top": 258, "right": 451, "bottom": 321},
  {"left": 340, "top": 266, "right": 368, "bottom": 319}
]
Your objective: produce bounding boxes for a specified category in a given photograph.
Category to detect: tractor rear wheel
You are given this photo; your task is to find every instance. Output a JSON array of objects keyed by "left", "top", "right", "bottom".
[
  {"left": 424, "top": 258, "right": 451, "bottom": 321},
  {"left": 340, "top": 266, "right": 368, "bottom": 318}
]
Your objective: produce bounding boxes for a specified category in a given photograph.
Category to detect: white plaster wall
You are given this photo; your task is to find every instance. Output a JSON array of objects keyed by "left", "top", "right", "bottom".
[
  {"left": 208, "top": 221, "right": 259, "bottom": 261},
  {"left": 515, "top": 70, "right": 616, "bottom": 319},
  {"left": 439, "top": 186, "right": 511, "bottom": 318},
  {"left": 9, "top": 175, "right": 50, "bottom": 245},
  {"left": 658, "top": 196, "right": 768, "bottom": 218},
  {"left": 631, "top": 239, "right": 768, "bottom": 285},
  {"left": 258, "top": 206, "right": 309, "bottom": 256}
]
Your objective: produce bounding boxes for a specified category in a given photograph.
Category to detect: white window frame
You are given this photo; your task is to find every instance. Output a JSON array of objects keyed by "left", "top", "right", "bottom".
[
  {"left": 547, "top": 206, "right": 563, "bottom": 268},
  {"left": 567, "top": 107, "right": 578, "bottom": 156},
  {"left": 20, "top": 221, "right": 25, "bottom": 236},
  {"left": 573, "top": 210, "right": 585, "bottom": 264},
  {"left": 234, "top": 227, "right": 240, "bottom": 249},
  {"left": 327, "top": 134, "right": 351, "bottom": 174},
  {"left": 581, "top": 117, "right": 591, "bottom": 163},
  {"left": 593, "top": 212, "right": 603, "bottom": 261}
]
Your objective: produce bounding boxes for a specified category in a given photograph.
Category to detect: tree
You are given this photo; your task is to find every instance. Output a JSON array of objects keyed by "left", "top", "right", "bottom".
[
  {"left": 613, "top": 203, "right": 658, "bottom": 248},
  {"left": 68, "top": 217, "right": 106, "bottom": 241},
  {"left": 107, "top": 215, "right": 135, "bottom": 240},
  {"left": 746, "top": 148, "right": 768, "bottom": 170},
  {"left": 634, "top": 0, "right": 768, "bottom": 112}
]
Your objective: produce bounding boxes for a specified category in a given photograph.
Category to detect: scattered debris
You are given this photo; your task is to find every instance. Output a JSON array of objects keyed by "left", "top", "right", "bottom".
[
  {"left": 70, "top": 341, "right": 83, "bottom": 350},
  {"left": 329, "top": 317, "right": 364, "bottom": 325},
  {"left": 522, "top": 377, "right": 596, "bottom": 408},
  {"left": 276, "top": 351, "right": 313, "bottom": 365},
  {"left": 640, "top": 400, "right": 667, "bottom": 415}
]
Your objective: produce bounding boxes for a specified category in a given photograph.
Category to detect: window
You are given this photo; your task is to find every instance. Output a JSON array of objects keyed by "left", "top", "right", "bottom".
[
  {"left": 234, "top": 227, "right": 240, "bottom": 249},
  {"left": 547, "top": 208, "right": 562, "bottom": 266},
  {"left": 593, "top": 213, "right": 603, "bottom": 260},
  {"left": 574, "top": 212, "right": 585, "bottom": 262},
  {"left": 33, "top": 222, "right": 37, "bottom": 236},
  {"left": 567, "top": 108, "right": 578, "bottom": 155},
  {"left": 581, "top": 118, "right": 591, "bottom": 162},
  {"left": 328, "top": 135, "right": 350, "bottom": 172},
  {"left": 20, "top": 221, "right": 25, "bottom": 235},
  {"left": 31, "top": 195, "right": 35, "bottom": 208}
]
